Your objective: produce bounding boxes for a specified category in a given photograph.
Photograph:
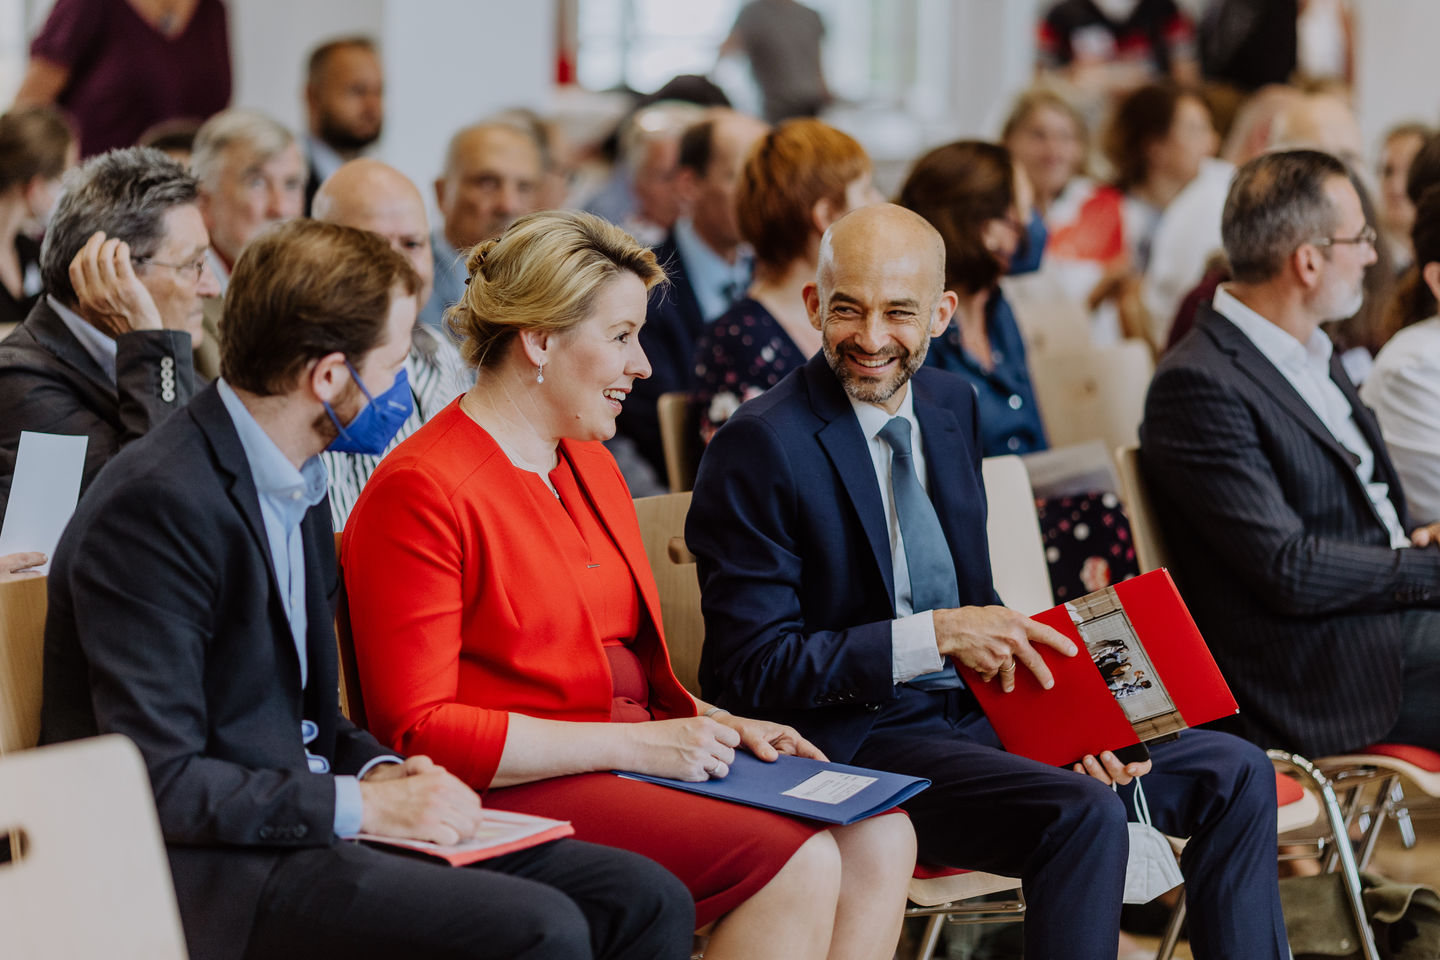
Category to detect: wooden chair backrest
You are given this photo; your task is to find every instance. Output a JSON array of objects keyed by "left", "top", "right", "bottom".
[
  {"left": 1115, "top": 445, "right": 1171, "bottom": 574},
  {"left": 332, "top": 532, "right": 367, "bottom": 728},
  {"left": 1029, "top": 340, "right": 1155, "bottom": 466},
  {"left": 0, "top": 575, "right": 49, "bottom": 754},
  {"left": 633, "top": 492, "right": 703, "bottom": 697},
  {"left": 0, "top": 735, "right": 189, "bottom": 958},
  {"left": 981, "top": 456, "right": 1053, "bottom": 615},
  {"left": 657, "top": 392, "right": 703, "bottom": 493}
]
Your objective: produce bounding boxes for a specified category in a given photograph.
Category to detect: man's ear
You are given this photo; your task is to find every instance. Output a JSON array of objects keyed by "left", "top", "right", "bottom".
[
  {"left": 803, "top": 281, "right": 823, "bottom": 330},
  {"left": 1291, "top": 243, "right": 1324, "bottom": 291},
  {"left": 433, "top": 177, "right": 448, "bottom": 214},
  {"left": 309, "top": 351, "right": 351, "bottom": 405},
  {"left": 1422, "top": 261, "right": 1440, "bottom": 305},
  {"left": 930, "top": 289, "right": 958, "bottom": 338}
]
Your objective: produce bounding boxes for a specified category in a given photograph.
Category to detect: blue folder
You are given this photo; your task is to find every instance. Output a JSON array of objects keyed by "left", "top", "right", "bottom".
[{"left": 619, "top": 752, "right": 930, "bottom": 825}]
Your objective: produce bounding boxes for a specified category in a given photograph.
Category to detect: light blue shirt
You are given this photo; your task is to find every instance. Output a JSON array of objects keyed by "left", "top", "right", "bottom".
[
  {"left": 215, "top": 379, "right": 393, "bottom": 837},
  {"left": 846, "top": 387, "right": 947, "bottom": 683},
  {"left": 420, "top": 228, "right": 467, "bottom": 339},
  {"left": 672, "top": 217, "right": 752, "bottom": 323},
  {"left": 50, "top": 295, "right": 117, "bottom": 384}
]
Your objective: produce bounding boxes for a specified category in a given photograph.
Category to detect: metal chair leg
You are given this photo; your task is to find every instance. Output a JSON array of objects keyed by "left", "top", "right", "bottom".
[
  {"left": 1355, "top": 774, "right": 1397, "bottom": 870},
  {"left": 1269, "top": 750, "right": 1381, "bottom": 960},
  {"left": 1387, "top": 777, "right": 1417, "bottom": 849},
  {"left": 1153, "top": 896, "right": 1186, "bottom": 960},
  {"left": 914, "top": 915, "right": 945, "bottom": 960}
]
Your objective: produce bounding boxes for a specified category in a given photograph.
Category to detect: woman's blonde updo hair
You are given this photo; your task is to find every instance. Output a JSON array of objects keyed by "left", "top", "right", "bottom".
[{"left": 447, "top": 210, "right": 666, "bottom": 369}]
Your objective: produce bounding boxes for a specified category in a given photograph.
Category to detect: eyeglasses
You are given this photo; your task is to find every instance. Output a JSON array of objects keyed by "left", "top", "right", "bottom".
[
  {"left": 1309, "top": 225, "right": 1378, "bottom": 249},
  {"left": 132, "top": 255, "right": 208, "bottom": 282}
]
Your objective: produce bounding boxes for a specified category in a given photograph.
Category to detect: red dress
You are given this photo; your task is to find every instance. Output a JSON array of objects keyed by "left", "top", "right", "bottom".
[{"left": 342, "top": 403, "right": 820, "bottom": 925}]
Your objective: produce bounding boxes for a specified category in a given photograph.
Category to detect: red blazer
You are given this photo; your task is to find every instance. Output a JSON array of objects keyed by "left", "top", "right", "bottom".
[{"left": 342, "top": 401, "right": 697, "bottom": 789}]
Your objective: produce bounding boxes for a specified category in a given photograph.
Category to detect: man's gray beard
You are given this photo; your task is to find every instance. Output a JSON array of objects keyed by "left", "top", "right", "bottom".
[{"left": 823, "top": 338, "right": 927, "bottom": 405}]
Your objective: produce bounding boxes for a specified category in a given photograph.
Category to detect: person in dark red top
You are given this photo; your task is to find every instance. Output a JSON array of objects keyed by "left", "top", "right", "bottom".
[
  {"left": 343, "top": 210, "right": 916, "bottom": 960},
  {"left": 13, "top": 0, "right": 231, "bottom": 157}
]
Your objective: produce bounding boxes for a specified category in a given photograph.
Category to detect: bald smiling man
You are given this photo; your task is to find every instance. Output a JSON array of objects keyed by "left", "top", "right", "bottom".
[
  {"left": 687, "top": 205, "right": 1289, "bottom": 960},
  {"left": 311, "top": 159, "right": 472, "bottom": 525}
]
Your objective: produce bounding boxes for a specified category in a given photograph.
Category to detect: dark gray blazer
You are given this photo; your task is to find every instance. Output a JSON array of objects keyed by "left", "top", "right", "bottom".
[
  {"left": 40, "top": 385, "right": 391, "bottom": 960},
  {"left": 1140, "top": 304, "right": 1440, "bottom": 756},
  {"left": 0, "top": 296, "right": 196, "bottom": 517}
]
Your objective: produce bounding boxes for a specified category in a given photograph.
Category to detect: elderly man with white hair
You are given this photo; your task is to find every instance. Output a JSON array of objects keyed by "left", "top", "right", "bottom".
[
  {"left": 190, "top": 108, "right": 307, "bottom": 378},
  {"left": 311, "top": 158, "right": 472, "bottom": 526}
]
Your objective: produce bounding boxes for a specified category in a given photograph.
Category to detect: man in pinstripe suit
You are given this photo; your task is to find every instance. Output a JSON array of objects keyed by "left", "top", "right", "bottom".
[{"left": 1142, "top": 149, "right": 1440, "bottom": 758}]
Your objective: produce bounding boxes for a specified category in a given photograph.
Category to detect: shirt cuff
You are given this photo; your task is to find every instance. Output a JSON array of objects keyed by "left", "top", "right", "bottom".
[
  {"left": 333, "top": 776, "right": 364, "bottom": 839},
  {"left": 334, "top": 756, "right": 403, "bottom": 838},
  {"left": 892, "top": 610, "right": 944, "bottom": 683}
]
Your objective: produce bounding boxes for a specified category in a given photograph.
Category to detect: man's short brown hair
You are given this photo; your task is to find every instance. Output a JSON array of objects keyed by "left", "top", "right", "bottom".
[
  {"left": 221, "top": 219, "right": 420, "bottom": 395},
  {"left": 736, "top": 118, "right": 870, "bottom": 268}
]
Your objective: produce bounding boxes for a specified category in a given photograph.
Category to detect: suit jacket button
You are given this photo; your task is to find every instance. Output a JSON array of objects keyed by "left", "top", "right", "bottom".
[
  {"left": 259, "top": 826, "right": 275, "bottom": 840},
  {"left": 295, "top": 825, "right": 308, "bottom": 838}
]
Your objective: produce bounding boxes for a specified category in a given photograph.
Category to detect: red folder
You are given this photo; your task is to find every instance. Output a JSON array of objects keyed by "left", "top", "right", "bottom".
[{"left": 961, "top": 569, "right": 1237, "bottom": 767}]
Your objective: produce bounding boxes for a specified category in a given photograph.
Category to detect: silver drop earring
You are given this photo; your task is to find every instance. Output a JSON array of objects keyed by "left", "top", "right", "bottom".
[{"left": 536, "top": 362, "right": 545, "bottom": 384}]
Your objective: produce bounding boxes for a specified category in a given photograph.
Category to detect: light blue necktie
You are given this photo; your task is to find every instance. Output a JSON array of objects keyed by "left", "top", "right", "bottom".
[{"left": 879, "top": 417, "right": 963, "bottom": 689}]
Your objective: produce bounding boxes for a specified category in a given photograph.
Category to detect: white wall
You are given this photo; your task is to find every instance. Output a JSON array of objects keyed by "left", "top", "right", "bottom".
[
  {"left": 377, "top": 0, "right": 554, "bottom": 206},
  {"left": 226, "top": 0, "right": 554, "bottom": 217},
  {"left": 1353, "top": 0, "right": 1440, "bottom": 163}
]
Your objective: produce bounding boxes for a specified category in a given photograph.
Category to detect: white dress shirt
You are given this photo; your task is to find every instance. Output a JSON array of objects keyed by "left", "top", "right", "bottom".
[
  {"left": 1362, "top": 316, "right": 1440, "bottom": 525},
  {"left": 1142, "top": 158, "right": 1234, "bottom": 344},
  {"left": 1214, "top": 285, "right": 1410, "bottom": 547},
  {"left": 846, "top": 386, "right": 947, "bottom": 683}
]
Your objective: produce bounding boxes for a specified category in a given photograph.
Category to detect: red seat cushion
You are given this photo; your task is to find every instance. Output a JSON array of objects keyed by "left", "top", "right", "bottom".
[
  {"left": 912, "top": 863, "right": 971, "bottom": 880},
  {"left": 1275, "top": 770, "right": 1305, "bottom": 806},
  {"left": 1361, "top": 743, "right": 1440, "bottom": 772}
]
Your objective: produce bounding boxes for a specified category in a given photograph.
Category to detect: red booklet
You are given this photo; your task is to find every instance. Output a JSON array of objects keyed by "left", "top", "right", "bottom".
[
  {"left": 356, "top": 809, "right": 574, "bottom": 866},
  {"left": 961, "top": 569, "right": 1237, "bottom": 767}
]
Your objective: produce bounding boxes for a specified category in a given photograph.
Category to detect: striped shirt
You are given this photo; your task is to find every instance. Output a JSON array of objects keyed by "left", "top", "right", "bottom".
[{"left": 323, "top": 326, "right": 472, "bottom": 529}]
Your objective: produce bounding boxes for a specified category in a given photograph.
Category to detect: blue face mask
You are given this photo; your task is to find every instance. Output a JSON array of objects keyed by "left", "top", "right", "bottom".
[
  {"left": 323, "top": 360, "right": 413, "bottom": 455},
  {"left": 1007, "top": 209, "right": 1049, "bottom": 277}
]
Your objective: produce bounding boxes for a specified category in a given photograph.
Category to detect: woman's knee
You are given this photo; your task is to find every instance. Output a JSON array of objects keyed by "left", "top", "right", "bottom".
[
  {"left": 774, "top": 831, "right": 843, "bottom": 904},
  {"left": 836, "top": 812, "right": 917, "bottom": 877}
]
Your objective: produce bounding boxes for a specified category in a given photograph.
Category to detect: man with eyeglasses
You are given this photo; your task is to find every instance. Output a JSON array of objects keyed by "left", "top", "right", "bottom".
[
  {"left": 1141, "top": 149, "right": 1440, "bottom": 759},
  {"left": 0, "top": 146, "right": 218, "bottom": 518}
]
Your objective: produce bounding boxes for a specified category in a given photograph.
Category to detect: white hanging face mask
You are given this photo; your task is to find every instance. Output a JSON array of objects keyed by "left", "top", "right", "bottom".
[
  {"left": 1092, "top": 0, "right": 1141, "bottom": 22},
  {"left": 1119, "top": 778, "right": 1185, "bottom": 904}
]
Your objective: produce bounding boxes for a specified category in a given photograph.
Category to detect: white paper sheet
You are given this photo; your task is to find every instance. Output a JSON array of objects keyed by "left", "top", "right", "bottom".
[
  {"left": 781, "top": 771, "right": 877, "bottom": 805},
  {"left": 0, "top": 432, "right": 89, "bottom": 574}
]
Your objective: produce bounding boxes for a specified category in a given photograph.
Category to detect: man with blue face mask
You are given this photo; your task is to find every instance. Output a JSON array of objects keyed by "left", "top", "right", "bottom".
[{"left": 38, "top": 217, "right": 696, "bottom": 960}]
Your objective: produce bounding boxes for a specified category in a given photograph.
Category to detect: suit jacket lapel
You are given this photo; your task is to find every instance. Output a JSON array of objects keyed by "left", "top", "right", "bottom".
[
  {"left": 804, "top": 355, "right": 895, "bottom": 606},
  {"left": 28, "top": 299, "right": 119, "bottom": 401},
  {"left": 189, "top": 386, "right": 298, "bottom": 668},
  {"left": 1201, "top": 308, "right": 1362, "bottom": 470},
  {"left": 560, "top": 439, "right": 668, "bottom": 635},
  {"left": 911, "top": 379, "right": 969, "bottom": 563},
  {"left": 656, "top": 233, "right": 704, "bottom": 341},
  {"left": 1330, "top": 350, "right": 1412, "bottom": 528},
  {"left": 1202, "top": 308, "right": 1407, "bottom": 534}
]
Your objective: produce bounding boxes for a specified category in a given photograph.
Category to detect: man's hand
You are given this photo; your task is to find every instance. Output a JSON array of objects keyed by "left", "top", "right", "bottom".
[
  {"left": 0, "top": 551, "right": 45, "bottom": 582},
  {"left": 1411, "top": 522, "right": 1440, "bottom": 547},
  {"left": 358, "top": 755, "right": 484, "bottom": 846},
  {"left": 1071, "top": 751, "right": 1151, "bottom": 787},
  {"left": 620, "top": 716, "right": 742, "bottom": 782},
  {"left": 712, "top": 713, "right": 828, "bottom": 764},
  {"left": 69, "top": 232, "right": 164, "bottom": 337},
  {"left": 933, "top": 605, "right": 1078, "bottom": 692}
]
